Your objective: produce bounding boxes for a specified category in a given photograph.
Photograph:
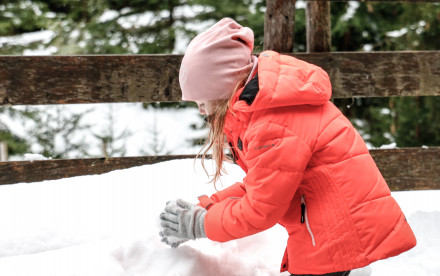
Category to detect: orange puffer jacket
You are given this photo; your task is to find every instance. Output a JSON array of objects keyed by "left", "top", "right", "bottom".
[{"left": 202, "top": 50, "right": 417, "bottom": 274}]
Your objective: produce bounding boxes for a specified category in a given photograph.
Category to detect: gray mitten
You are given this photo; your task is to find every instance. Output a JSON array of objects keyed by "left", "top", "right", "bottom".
[
  {"left": 159, "top": 232, "right": 189, "bottom": 248},
  {"left": 159, "top": 199, "right": 207, "bottom": 244}
]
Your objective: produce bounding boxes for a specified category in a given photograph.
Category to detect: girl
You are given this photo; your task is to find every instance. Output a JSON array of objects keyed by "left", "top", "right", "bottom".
[{"left": 159, "top": 18, "right": 416, "bottom": 276}]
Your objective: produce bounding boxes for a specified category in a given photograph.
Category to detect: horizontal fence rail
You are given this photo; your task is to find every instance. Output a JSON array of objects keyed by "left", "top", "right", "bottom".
[
  {"left": 371, "top": 147, "right": 440, "bottom": 191},
  {"left": 1, "top": 147, "right": 439, "bottom": 191},
  {"left": 0, "top": 155, "right": 195, "bottom": 185},
  {"left": 321, "top": 0, "right": 439, "bottom": 2},
  {"left": 1, "top": 51, "right": 439, "bottom": 106}
]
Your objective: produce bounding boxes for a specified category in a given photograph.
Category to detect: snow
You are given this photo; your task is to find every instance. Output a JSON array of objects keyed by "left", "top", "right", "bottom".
[
  {"left": 377, "top": 142, "right": 397, "bottom": 150},
  {"left": 363, "top": 44, "right": 373, "bottom": 52},
  {"left": 1, "top": 103, "right": 204, "bottom": 159},
  {"left": 386, "top": 28, "right": 408, "bottom": 38},
  {"left": 341, "top": 1, "right": 360, "bottom": 22},
  {"left": 0, "top": 30, "right": 55, "bottom": 47},
  {"left": 23, "top": 45, "right": 58, "bottom": 56},
  {"left": 99, "top": 10, "right": 120, "bottom": 23},
  {"left": 0, "top": 159, "right": 439, "bottom": 276},
  {"left": 23, "top": 153, "right": 52, "bottom": 161}
]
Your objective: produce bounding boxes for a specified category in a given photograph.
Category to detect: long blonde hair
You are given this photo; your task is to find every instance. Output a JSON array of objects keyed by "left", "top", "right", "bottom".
[{"left": 197, "top": 71, "right": 251, "bottom": 186}]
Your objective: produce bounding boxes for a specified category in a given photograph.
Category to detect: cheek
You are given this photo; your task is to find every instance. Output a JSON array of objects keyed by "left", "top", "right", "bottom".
[
  {"left": 205, "top": 103, "right": 218, "bottom": 115},
  {"left": 206, "top": 107, "right": 215, "bottom": 115}
]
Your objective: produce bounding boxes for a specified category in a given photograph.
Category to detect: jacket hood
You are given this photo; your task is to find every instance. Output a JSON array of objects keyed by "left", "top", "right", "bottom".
[{"left": 231, "top": 51, "right": 332, "bottom": 113}]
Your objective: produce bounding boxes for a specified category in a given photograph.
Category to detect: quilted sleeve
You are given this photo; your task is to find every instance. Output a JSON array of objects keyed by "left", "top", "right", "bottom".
[
  {"left": 208, "top": 182, "right": 247, "bottom": 203},
  {"left": 204, "top": 122, "right": 312, "bottom": 242}
]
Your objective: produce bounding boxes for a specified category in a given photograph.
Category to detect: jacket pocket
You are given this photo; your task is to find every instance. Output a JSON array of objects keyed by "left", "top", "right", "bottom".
[{"left": 301, "top": 194, "right": 316, "bottom": 247}]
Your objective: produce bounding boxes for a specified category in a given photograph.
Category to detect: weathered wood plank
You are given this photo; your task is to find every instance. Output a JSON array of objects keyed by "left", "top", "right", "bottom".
[
  {"left": 315, "top": 0, "right": 439, "bottom": 2},
  {"left": 0, "top": 155, "right": 196, "bottom": 185},
  {"left": 306, "top": 1, "right": 331, "bottom": 52},
  {"left": 304, "top": 51, "right": 440, "bottom": 98},
  {"left": 1, "top": 148, "right": 439, "bottom": 191},
  {"left": 0, "top": 55, "right": 183, "bottom": 105},
  {"left": 370, "top": 147, "right": 440, "bottom": 191},
  {"left": 0, "top": 51, "right": 439, "bottom": 105},
  {"left": 264, "top": 0, "right": 296, "bottom": 52}
]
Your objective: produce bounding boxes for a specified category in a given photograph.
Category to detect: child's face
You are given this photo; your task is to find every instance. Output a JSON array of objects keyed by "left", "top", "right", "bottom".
[{"left": 196, "top": 101, "right": 218, "bottom": 116}]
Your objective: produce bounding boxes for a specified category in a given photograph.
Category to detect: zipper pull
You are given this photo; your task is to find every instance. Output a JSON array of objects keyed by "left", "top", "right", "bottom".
[
  {"left": 301, "top": 202, "right": 305, "bottom": 223},
  {"left": 300, "top": 194, "right": 306, "bottom": 223},
  {"left": 300, "top": 194, "right": 316, "bottom": 246}
]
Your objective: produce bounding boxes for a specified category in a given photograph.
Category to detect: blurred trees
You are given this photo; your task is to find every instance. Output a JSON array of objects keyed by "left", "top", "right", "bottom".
[
  {"left": 0, "top": 0, "right": 266, "bottom": 55},
  {"left": 330, "top": 2, "right": 440, "bottom": 147},
  {"left": 23, "top": 106, "right": 91, "bottom": 159},
  {"left": 0, "top": 0, "right": 439, "bottom": 159}
]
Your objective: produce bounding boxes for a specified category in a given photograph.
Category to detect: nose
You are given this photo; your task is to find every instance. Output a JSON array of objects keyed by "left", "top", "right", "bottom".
[{"left": 198, "top": 105, "right": 206, "bottom": 115}]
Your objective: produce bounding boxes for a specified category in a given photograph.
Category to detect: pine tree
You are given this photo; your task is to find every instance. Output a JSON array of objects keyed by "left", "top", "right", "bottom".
[
  {"left": 24, "top": 106, "right": 91, "bottom": 159},
  {"left": 94, "top": 105, "right": 131, "bottom": 158}
]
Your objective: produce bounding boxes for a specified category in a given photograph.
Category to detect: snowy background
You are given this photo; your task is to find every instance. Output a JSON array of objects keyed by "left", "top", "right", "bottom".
[
  {"left": 1, "top": 2, "right": 439, "bottom": 275},
  {"left": 0, "top": 103, "right": 205, "bottom": 159},
  {"left": 0, "top": 159, "right": 439, "bottom": 276}
]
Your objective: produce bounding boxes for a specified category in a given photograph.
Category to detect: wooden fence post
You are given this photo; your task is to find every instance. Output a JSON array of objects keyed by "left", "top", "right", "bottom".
[
  {"left": 264, "top": 0, "right": 296, "bottom": 52},
  {"left": 306, "top": 1, "right": 331, "bottom": 52}
]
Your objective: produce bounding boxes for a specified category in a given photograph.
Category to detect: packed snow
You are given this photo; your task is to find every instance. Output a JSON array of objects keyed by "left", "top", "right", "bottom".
[{"left": 0, "top": 159, "right": 439, "bottom": 276}]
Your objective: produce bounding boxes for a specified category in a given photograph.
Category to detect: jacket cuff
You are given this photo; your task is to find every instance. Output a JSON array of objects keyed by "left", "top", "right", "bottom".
[{"left": 198, "top": 194, "right": 215, "bottom": 210}]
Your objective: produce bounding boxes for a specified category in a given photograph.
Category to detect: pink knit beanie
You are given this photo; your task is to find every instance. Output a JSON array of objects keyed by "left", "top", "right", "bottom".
[{"left": 179, "top": 18, "right": 255, "bottom": 102}]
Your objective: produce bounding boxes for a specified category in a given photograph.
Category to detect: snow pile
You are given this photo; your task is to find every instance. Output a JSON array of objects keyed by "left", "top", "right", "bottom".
[
  {"left": 0, "top": 159, "right": 438, "bottom": 276},
  {"left": 23, "top": 153, "right": 52, "bottom": 161}
]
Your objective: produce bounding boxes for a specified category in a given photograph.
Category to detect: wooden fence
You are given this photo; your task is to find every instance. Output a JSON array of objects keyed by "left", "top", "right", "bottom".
[{"left": 0, "top": 0, "right": 439, "bottom": 190}]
